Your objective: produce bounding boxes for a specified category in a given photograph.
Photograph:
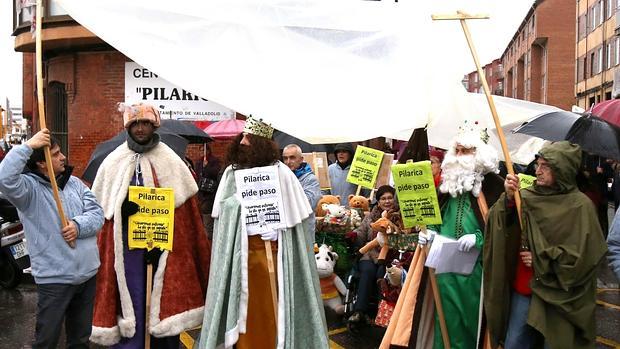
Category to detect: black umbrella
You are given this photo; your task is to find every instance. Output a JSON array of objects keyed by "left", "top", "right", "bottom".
[
  {"left": 81, "top": 131, "right": 188, "bottom": 184},
  {"left": 160, "top": 119, "right": 212, "bottom": 144},
  {"left": 272, "top": 129, "right": 335, "bottom": 153},
  {"left": 513, "top": 111, "right": 620, "bottom": 161}
]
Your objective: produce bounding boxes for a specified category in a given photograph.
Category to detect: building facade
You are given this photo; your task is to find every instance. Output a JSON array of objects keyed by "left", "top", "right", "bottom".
[
  {"left": 463, "top": 59, "right": 504, "bottom": 96},
  {"left": 501, "top": 0, "right": 575, "bottom": 111},
  {"left": 12, "top": 1, "right": 234, "bottom": 178},
  {"left": 575, "top": 0, "right": 620, "bottom": 108}
]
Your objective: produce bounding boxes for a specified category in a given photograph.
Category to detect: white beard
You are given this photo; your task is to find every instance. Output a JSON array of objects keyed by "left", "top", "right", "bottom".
[{"left": 439, "top": 153, "right": 484, "bottom": 198}]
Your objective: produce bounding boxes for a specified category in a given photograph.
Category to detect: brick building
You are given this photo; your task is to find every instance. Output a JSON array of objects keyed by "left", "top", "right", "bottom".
[
  {"left": 463, "top": 59, "right": 504, "bottom": 96},
  {"left": 575, "top": 0, "right": 620, "bottom": 108},
  {"left": 500, "top": 0, "right": 575, "bottom": 111},
  {"left": 12, "top": 2, "right": 234, "bottom": 179}
]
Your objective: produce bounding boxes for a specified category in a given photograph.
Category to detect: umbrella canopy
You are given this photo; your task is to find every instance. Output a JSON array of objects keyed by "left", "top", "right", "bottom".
[
  {"left": 513, "top": 111, "right": 620, "bottom": 161},
  {"left": 272, "top": 130, "right": 335, "bottom": 153},
  {"left": 82, "top": 131, "right": 188, "bottom": 184},
  {"left": 590, "top": 99, "right": 620, "bottom": 127},
  {"left": 203, "top": 119, "right": 246, "bottom": 140},
  {"left": 160, "top": 119, "right": 212, "bottom": 144}
]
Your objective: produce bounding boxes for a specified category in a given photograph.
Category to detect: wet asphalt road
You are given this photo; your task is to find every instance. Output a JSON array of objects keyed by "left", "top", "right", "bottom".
[
  {"left": 2, "top": 265, "right": 618, "bottom": 348},
  {"left": 1, "top": 207, "right": 619, "bottom": 348}
]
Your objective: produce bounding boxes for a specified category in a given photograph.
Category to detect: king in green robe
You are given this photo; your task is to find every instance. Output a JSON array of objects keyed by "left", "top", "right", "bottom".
[{"left": 197, "top": 162, "right": 329, "bottom": 349}]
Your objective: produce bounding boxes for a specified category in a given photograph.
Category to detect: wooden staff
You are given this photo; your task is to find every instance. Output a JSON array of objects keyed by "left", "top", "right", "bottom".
[
  {"left": 264, "top": 240, "right": 278, "bottom": 322},
  {"left": 432, "top": 11, "right": 525, "bottom": 245},
  {"left": 145, "top": 263, "right": 153, "bottom": 349},
  {"left": 35, "top": 0, "right": 75, "bottom": 248},
  {"left": 420, "top": 227, "right": 450, "bottom": 349}
]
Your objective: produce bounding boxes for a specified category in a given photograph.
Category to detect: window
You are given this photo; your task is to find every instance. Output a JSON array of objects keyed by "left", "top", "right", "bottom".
[
  {"left": 47, "top": 82, "right": 69, "bottom": 157},
  {"left": 598, "top": 47, "right": 604, "bottom": 73},
  {"left": 607, "top": 0, "right": 614, "bottom": 18},
  {"left": 591, "top": 52, "right": 596, "bottom": 76},
  {"left": 607, "top": 42, "right": 613, "bottom": 69},
  {"left": 616, "top": 37, "right": 620, "bottom": 65}
]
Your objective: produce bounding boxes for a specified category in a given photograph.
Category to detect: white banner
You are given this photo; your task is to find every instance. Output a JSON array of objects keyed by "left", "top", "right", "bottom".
[
  {"left": 124, "top": 62, "right": 234, "bottom": 121},
  {"left": 234, "top": 165, "right": 285, "bottom": 236}
]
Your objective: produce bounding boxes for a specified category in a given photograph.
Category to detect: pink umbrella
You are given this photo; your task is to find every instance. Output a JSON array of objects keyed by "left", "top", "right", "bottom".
[
  {"left": 590, "top": 99, "right": 620, "bottom": 127},
  {"left": 203, "top": 119, "right": 246, "bottom": 140}
]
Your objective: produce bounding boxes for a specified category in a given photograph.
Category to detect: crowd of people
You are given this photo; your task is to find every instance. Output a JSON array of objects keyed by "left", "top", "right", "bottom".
[{"left": 0, "top": 102, "right": 617, "bottom": 349}]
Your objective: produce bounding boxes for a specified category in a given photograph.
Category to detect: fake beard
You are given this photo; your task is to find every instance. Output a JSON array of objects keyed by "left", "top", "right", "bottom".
[{"left": 439, "top": 153, "right": 485, "bottom": 198}]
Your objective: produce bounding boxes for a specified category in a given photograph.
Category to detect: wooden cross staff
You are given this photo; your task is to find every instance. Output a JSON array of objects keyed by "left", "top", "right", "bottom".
[
  {"left": 431, "top": 11, "right": 525, "bottom": 246},
  {"left": 35, "top": 0, "right": 75, "bottom": 249}
]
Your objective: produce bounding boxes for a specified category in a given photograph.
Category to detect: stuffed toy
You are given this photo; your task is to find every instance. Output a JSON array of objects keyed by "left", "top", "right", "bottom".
[
  {"left": 375, "top": 260, "right": 407, "bottom": 328},
  {"left": 315, "top": 195, "right": 341, "bottom": 217},
  {"left": 358, "top": 210, "right": 401, "bottom": 264},
  {"left": 314, "top": 244, "right": 347, "bottom": 314},
  {"left": 348, "top": 194, "right": 370, "bottom": 213},
  {"left": 349, "top": 209, "right": 362, "bottom": 228},
  {"left": 322, "top": 204, "right": 350, "bottom": 226}
]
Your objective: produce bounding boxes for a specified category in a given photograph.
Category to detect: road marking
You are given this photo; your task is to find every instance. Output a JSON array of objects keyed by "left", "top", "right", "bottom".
[
  {"left": 328, "top": 327, "right": 348, "bottom": 349},
  {"left": 597, "top": 300, "right": 620, "bottom": 311},
  {"left": 597, "top": 288, "right": 620, "bottom": 293},
  {"left": 596, "top": 336, "right": 620, "bottom": 348},
  {"left": 328, "top": 327, "right": 348, "bottom": 336},
  {"left": 180, "top": 331, "right": 194, "bottom": 348}
]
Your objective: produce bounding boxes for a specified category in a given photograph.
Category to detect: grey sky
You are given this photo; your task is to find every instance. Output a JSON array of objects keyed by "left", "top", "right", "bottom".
[{"left": 0, "top": 0, "right": 535, "bottom": 110}]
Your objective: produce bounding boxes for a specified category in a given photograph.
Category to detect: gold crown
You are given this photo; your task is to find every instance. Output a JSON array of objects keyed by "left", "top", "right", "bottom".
[{"left": 243, "top": 115, "right": 274, "bottom": 139}]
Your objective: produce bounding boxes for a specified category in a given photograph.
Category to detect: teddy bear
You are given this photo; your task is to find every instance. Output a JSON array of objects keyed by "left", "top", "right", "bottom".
[
  {"left": 348, "top": 194, "right": 370, "bottom": 213},
  {"left": 348, "top": 195, "right": 370, "bottom": 229},
  {"left": 375, "top": 260, "right": 408, "bottom": 328},
  {"left": 314, "top": 244, "right": 347, "bottom": 315},
  {"left": 315, "top": 195, "right": 341, "bottom": 217}
]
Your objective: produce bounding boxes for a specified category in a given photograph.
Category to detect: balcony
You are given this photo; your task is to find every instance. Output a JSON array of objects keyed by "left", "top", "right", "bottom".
[{"left": 12, "top": 0, "right": 102, "bottom": 52}]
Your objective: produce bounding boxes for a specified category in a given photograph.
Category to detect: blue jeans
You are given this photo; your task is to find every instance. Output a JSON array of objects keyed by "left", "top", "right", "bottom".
[
  {"left": 504, "top": 292, "right": 551, "bottom": 349},
  {"left": 33, "top": 276, "right": 96, "bottom": 349}
]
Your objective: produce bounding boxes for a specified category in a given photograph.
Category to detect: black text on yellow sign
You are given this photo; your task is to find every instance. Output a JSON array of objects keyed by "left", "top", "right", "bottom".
[{"left": 128, "top": 186, "right": 175, "bottom": 252}]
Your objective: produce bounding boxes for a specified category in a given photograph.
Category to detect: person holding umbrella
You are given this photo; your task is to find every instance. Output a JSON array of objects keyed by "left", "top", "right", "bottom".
[{"left": 89, "top": 103, "right": 211, "bottom": 348}]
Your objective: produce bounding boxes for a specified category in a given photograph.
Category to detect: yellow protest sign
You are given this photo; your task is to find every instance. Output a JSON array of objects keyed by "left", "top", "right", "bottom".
[
  {"left": 518, "top": 173, "right": 536, "bottom": 189},
  {"left": 391, "top": 161, "right": 442, "bottom": 228},
  {"left": 346, "top": 146, "right": 384, "bottom": 189},
  {"left": 128, "top": 186, "right": 175, "bottom": 251}
]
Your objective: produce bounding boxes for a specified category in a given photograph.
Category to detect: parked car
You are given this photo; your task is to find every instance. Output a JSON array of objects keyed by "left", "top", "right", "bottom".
[{"left": 0, "top": 192, "right": 29, "bottom": 289}]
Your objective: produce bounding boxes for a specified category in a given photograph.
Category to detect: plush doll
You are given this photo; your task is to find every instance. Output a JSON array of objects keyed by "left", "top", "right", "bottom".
[
  {"left": 349, "top": 209, "right": 362, "bottom": 228},
  {"left": 347, "top": 194, "right": 370, "bottom": 213},
  {"left": 315, "top": 195, "right": 341, "bottom": 217},
  {"left": 375, "top": 260, "right": 407, "bottom": 327},
  {"left": 358, "top": 210, "right": 400, "bottom": 264},
  {"left": 314, "top": 244, "right": 347, "bottom": 314},
  {"left": 322, "top": 204, "right": 350, "bottom": 225}
]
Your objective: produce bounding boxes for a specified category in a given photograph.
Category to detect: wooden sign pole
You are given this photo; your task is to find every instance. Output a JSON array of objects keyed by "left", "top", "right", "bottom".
[
  {"left": 35, "top": 0, "right": 74, "bottom": 248},
  {"left": 432, "top": 11, "right": 525, "bottom": 245},
  {"left": 264, "top": 240, "right": 278, "bottom": 323}
]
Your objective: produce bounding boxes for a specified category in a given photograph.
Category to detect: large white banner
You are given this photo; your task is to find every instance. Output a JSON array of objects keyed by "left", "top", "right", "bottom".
[{"left": 124, "top": 62, "right": 234, "bottom": 121}]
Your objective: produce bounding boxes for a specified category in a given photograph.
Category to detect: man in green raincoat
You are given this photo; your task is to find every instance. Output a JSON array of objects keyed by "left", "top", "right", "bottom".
[{"left": 484, "top": 141, "right": 607, "bottom": 349}]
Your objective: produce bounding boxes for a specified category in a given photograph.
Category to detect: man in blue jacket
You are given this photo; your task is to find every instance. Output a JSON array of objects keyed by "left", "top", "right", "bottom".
[{"left": 0, "top": 128, "right": 104, "bottom": 348}]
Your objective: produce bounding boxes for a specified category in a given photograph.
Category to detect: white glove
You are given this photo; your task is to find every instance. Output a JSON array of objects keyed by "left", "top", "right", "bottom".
[
  {"left": 457, "top": 234, "right": 477, "bottom": 252},
  {"left": 260, "top": 229, "right": 279, "bottom": 241},
  {"left": 417, "top": 229, "right": 437, "bottom": 246}
]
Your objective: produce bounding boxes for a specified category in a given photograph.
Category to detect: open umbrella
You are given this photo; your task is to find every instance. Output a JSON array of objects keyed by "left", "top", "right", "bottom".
[
  {"left": 590, "top": 99, "right": 620, "bottom": 127},
  {"left": 160, "top": 119, "right": 212, "bottom": 143},
  {"left": 272, "top": 130, "right": 335, "bottom": 153},
  {"left": 513, "top": 111, "right": 620, "bottom": 161},
  {"left": 82, "top": 131, "right": 188, "bottom": 184},
  {"left": 203, "top": 119, "right": 246, "bottom": 140}
]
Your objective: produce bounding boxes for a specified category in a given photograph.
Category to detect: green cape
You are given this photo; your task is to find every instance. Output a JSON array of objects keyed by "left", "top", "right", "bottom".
[{"left": 484, "top": 142, "right": 607, "bottom": 349}]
